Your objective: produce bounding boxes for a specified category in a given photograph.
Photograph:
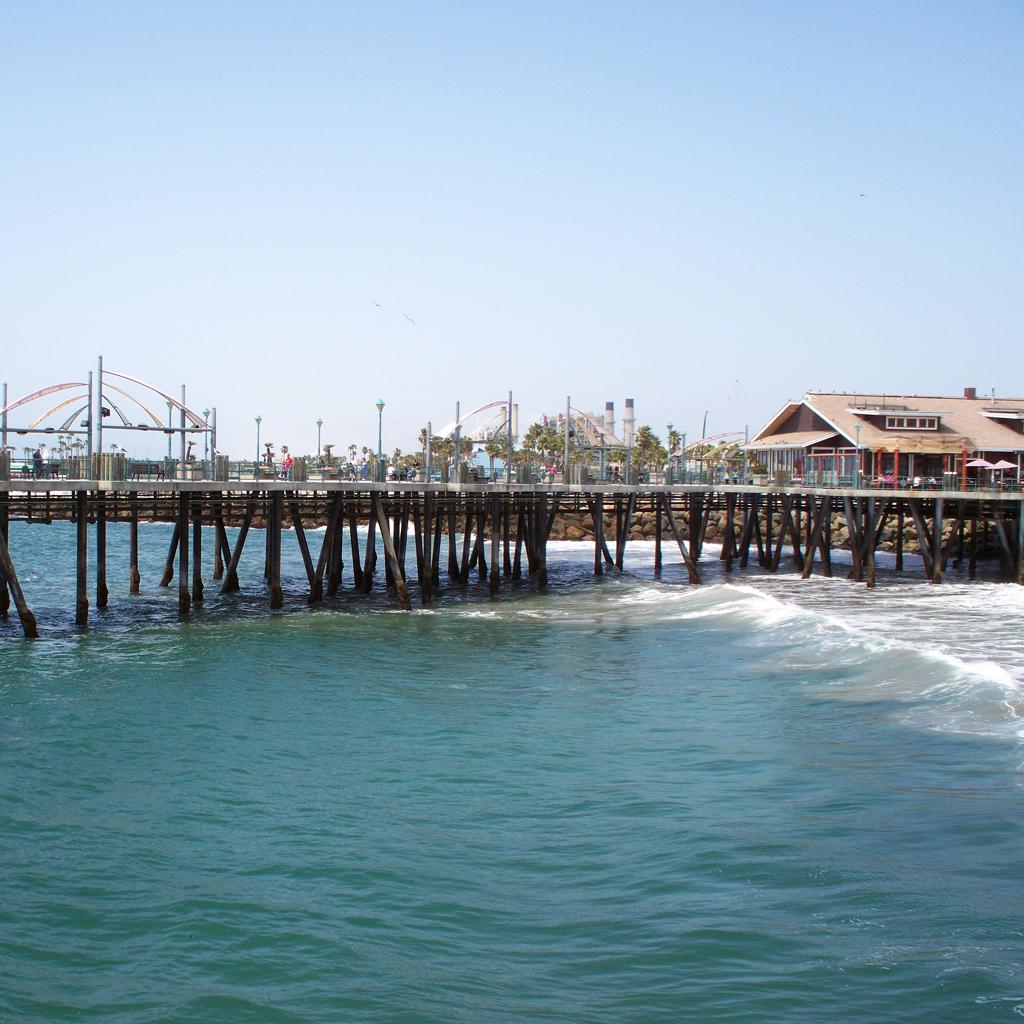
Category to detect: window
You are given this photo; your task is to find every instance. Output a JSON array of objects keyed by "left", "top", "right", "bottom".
[{"left": 885, "top": 415, "right": 937, "bottom": 430}]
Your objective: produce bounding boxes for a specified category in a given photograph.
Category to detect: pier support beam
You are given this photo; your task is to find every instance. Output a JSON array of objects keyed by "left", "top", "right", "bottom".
[
  {"left": 289, "top": 496, "right": 317, "bottom": 602},
  {"left": 159, "top": 523, "right": 180, "bottom": 588},
  {"left": 129, "top": 492, "right": 141, "bottom": 594},
  {"left": 1017, "top": 507, "right": 1024, "bottom": 586},
  {"left": 269, "top": 491, "right": 283, "bottom": 609},
  {"left": 222, "top": 498, "right": 254, "bottom": 594},
  {"left": 590, "top": 494, "right": 610, "bottom": 575},
  {"left": 654, "top": 494, "right": 663, "bottom": 576},
  {"left": 348, "top": 498, "right": 365, "bottom": 592},
  {"left": 536, "top": 494, "right": 548, "bottom": 590},
  {"left": 0, "top": 528, "right": 38, "bottom": 638},
  {"left": 315, "top": 494, "right": 342, "bottom": 602},
  {"left": 177, "top": 492, "right": 191, "bottom": 614},
  {"left": 192, "top": 496, "right": 204, "bottom": 604},
  {"left": 0, "top": 491, "right": 9, "bottom": 619},
  {"left": 419, "top": 493, "right": 432, "bottom": 602},
  {"left": 489, "top": 495, "right": 500, "bottom": 596},
  {"left": 931, "top": 497, "right": 944, "bottom": 585},
  {"left": 663, "top": 496, "right": 702, "bottom": 584},
  {"left": 865, "top": 498, "right": 876, "bottom": 589},
  {"left": 373, "top": 493, "right": 412, "bottom": 610},
  {"left": 96, "top": 492, "right": 108, "bottom": 609},
  {"left": 76, "top": 490, "right": 89, "bottom": 626},
  {"left": 212, "top": 498, "right": 227, "bottom": 580}
]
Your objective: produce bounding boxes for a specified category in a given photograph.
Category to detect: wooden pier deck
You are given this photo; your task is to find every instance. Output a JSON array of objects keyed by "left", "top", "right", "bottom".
[{"left": 2, "top": 479, "right": 1023, "bottom": 638}]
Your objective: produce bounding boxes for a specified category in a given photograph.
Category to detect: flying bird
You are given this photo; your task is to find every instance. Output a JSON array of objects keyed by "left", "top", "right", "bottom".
[
  {"left": 403, "top": 313, "right": 416, "bottom": 326},
  {"left": 858, "top": 193, "right": 866, "bottom": 198},
  {"left": 371, "top": 300, "right": 382, "bottom": 308}
]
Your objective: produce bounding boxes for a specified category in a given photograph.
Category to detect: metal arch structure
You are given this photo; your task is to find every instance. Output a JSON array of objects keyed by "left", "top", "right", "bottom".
[
  {"left": 679, "top": 430, "right": 745, "bottom": 456},
  {"left": 103, "top": 370, "right": 206, "bottom": 428},
  {"left": 437, "top": 400, "right": 514, "bottom": 442},
  {"left": 1, "top": 359, "right": 215, "bottom": 462},
  {"left": 436, "top": 399, "right": 625, "bottom": 447}
]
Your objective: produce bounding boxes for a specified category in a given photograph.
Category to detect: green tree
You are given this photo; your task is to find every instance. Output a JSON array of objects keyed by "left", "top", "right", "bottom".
[
  {"left": 521, "top": 422, "right": 562, "bottom": 464},
  {"left": 666, "top": 423, "right": 681, "bottom": 454},
  {"left": 633, "top": 425, "right": 667, "bottom": 473}
]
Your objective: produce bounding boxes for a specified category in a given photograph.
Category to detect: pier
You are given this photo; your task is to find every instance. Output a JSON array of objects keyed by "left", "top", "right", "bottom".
[{"left": 1, "top": 478, "right": 1023, "bottom": 639}]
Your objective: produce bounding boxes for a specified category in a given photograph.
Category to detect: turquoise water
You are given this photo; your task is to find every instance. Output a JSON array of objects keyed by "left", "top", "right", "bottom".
[{"left": 2, "top": 521, "right": 1023, "bottom": 1022}]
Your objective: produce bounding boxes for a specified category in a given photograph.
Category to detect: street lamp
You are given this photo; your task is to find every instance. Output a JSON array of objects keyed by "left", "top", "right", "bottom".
[
  {"left": 255, "top": 415, "right": 262, "bottom": 465},
  {"left": 375, "top": 400, "right": 385, "bottom": 481},
  {"left": 316, "top": 417, "right": 323, "bottom": 463},
  {"left": 203, "top": 407, "right": 211, "bottom": 462}
]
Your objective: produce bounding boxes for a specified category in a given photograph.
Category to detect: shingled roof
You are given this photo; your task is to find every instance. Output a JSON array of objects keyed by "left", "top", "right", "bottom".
[{"left": 751, "top": 391, "right": 1024, "bottom": 454}]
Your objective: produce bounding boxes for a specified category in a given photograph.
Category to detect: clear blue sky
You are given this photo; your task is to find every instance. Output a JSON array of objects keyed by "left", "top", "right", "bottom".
[{"left": 2, "top": 1, "right": 1021, "bottom": 457}]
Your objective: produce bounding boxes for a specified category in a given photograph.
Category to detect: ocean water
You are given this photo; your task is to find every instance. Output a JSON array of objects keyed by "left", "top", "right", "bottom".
[{"left": 1, "top": 520, "right": 1023, "bottom": 1023}]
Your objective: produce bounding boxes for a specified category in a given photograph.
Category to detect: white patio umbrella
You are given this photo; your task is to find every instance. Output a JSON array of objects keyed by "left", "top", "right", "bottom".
[
  {"left": 966, "top": 458, "right": 994, "bottom": 468},
  {"left": 990, "top": 460, "right": 1016, "bottom": 470}
]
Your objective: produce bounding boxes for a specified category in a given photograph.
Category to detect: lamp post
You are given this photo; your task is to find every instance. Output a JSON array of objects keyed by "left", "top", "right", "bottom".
[
  {"left": 203, "top": 408, "right": 211, "bottom": 462},
  {"left": 375, "top": 399, "right": 385, "bottom": 482},
  {"left": 316, "top": 417, "right": 323, "bottom": 464},
  {"left": 255, "top": 415, "right": 262, "bottom": 466}
]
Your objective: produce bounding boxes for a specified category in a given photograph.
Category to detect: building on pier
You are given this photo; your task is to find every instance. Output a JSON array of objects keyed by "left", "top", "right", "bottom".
[{"left": 749, "top": 388, "right": 1024, "bottom": 485}]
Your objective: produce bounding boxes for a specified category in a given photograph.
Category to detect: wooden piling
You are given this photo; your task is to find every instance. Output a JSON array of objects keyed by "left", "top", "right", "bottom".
[
  {"left": 76, "top": 490, "right": 89, "bottom": 626},
  {"left": 895, "top": 508, "right": 904, "bottom": 572},
  {"left": 0, "top": 528, "right": 38, "bottom": 638},
  {"left": 159, "top": 522, "right": 180, "bottom": 587},
  {"left": 489, "top": 495, "right": 500, "bottom": 595},
  {"left": 865, "top": 497, "right": 876, "bottom": 589},
  {"left": 361, "top": 505, "right": 376, "bottom": 594},
  {"left": 431, "top": 504, "right": 443, "bottom": 586},
  {"left": 192, "top": 497, "right": 204, "bottom": 604},
  {"left": 654, "top": 493, "right": 663, "bottom": 576},
  {"left": 1015, "top": 505, "right": 1024, "bottom": 585},
  {"left": 0, "top": 491, "right": 9, "bottom": 619},
  {"left": 213, "top": 498, "right": 226, "bottom": 580},
  {"left": 289, "top": 496, "right": 317, "bottom": 601},
  {"left": 129, "top": 492, "right": 141, "bottom": 594},
  {"left": 96, "top": 491, "right": 108, "bottom": 609},
  {"left": 536, "top": 493, "right": 548, "bottom": 590},
  {"left": 969, "top": 516, "right": 977, "bottom": 579},
  {"left": 177, "top": 491, "right": 191, "bottom": 614},
  {"left": 221, "top": 498, "right": 254, "bottom": 594},
  {"left": 931, "top": 497, "right": 943, "bottom": 585},
  {"left": 269, "top": 491, "right": 283, "bottom": 610},
  {"left": 513, "top": 508, "right": 525, "bottom": 579},
  {"left": 503, "top": 503, "right": 512, "bottom": 577},
  {"left": 373, "top": 493, "right": 412, "bottom": 610}
]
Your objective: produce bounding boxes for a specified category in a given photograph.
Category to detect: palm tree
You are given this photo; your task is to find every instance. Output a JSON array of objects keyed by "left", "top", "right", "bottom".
[{"left": 634, "top": 425, "right": 667, "bottom": 476}]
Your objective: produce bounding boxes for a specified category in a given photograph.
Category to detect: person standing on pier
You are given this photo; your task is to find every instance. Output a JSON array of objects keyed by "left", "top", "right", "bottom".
[
  {"left": 32, "top": 447, "right": 43, "bottom": 478},
  {"left": 281, "top": 449, "right": 294, "bottom": 481}
]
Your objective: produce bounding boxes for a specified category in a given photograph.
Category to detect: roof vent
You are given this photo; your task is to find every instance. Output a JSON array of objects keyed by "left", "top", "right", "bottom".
[{"left": 963, "top": 387, "right": 977, "bottom": 400}]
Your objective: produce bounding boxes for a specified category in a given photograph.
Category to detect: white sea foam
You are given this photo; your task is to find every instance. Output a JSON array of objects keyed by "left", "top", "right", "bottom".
[{"left": 542, "top": 539, "right": 1024, "bottom": 745}]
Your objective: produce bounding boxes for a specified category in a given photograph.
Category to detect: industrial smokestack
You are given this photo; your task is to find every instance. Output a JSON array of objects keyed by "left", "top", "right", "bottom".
[
  {"left": 623, "top": 398, "right": 635, "bottom": 449},
  {"left": 512, "top": 403, "right": 519, "bottom": 444},
  {"left": 604, "top": 402, "right": 614, "bottom": 439}
]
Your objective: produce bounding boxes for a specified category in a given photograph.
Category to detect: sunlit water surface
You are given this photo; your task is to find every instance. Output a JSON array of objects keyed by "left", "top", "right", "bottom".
[{"left": 2, "top": 522, "right": 1023, "bottom": 1023}]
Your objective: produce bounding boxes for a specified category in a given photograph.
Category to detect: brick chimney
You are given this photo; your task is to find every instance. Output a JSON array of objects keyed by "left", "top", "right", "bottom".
[{"left": 963, "top": 387, "right": 977, "bottom": 400}]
